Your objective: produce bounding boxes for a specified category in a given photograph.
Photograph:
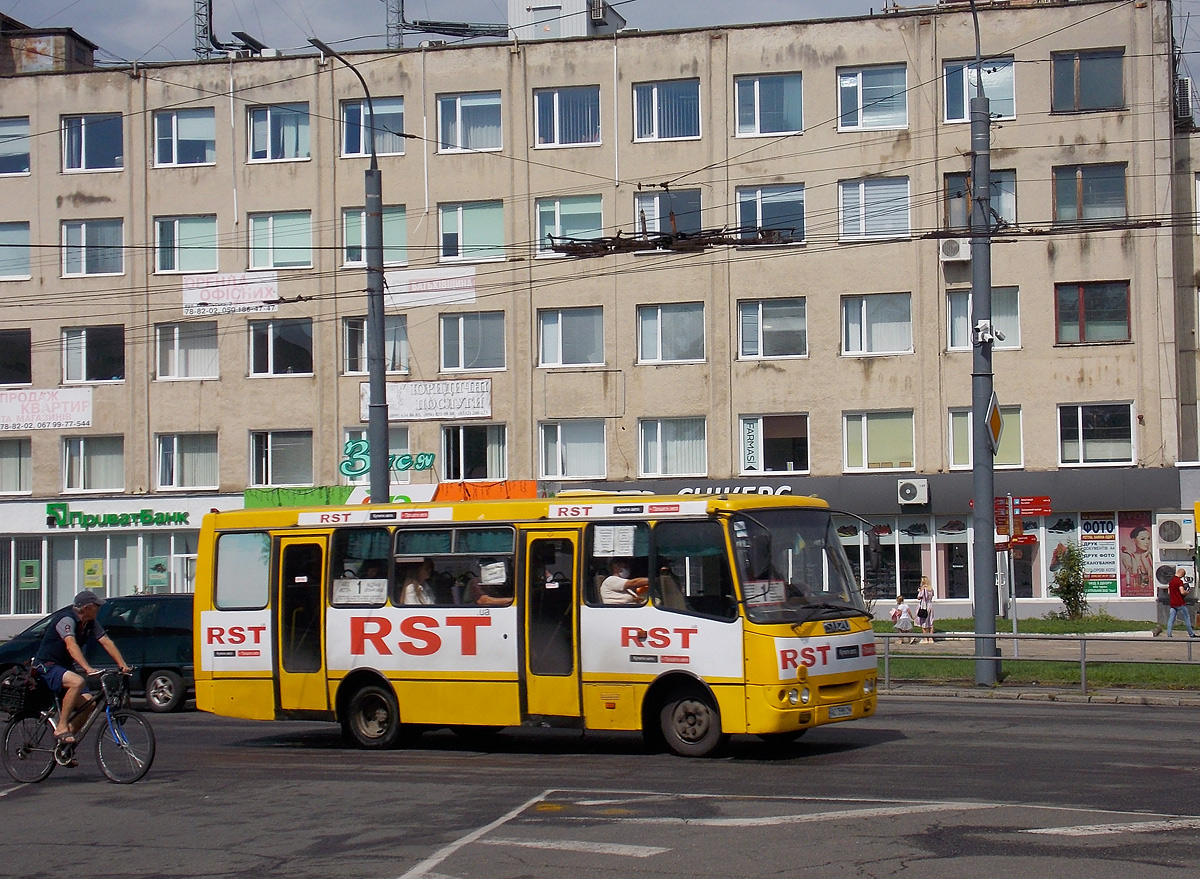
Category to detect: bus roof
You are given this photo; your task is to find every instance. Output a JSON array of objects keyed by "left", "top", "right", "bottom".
[{"left": 203, "top": 492, "right": 832, "bottom": 531}]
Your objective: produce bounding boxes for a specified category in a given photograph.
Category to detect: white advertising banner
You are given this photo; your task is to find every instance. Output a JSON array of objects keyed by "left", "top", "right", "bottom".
[
  {"left": 183, "top": 272, "right": 279, "bottom": 315},
  {"left": 361, "top": 379, "right": 492, "bottom": 422},
  {"left": 384, "top": 266, "right": 476, "bottom": 308},
  {"left": 198, "top": 610, "right": 273, "bottom": 672},
  {"left": 0, "top": 387, "right": 92, "bottom": 430},
  {"left": 579, "top": 606, "right": 745, "bottom": 679},
  {"left": 772, "top": 630, "right": 878, "bottom": 680},
  {"left": 326, "top": 606, "right": 518, "bottom": 672}
]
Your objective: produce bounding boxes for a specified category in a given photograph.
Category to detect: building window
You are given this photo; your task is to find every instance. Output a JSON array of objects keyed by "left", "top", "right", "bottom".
[
  {"left": 739, "top": 298, "right": 806, "bottom": 358},
  {"left": 157, "top": 433, "right": 218, "bottom": 489},
  {"left": 737, "top": 184, "right": 805, "bottom": 242},
  {"left": 62, "top": 219, "right": 123, "bottom": 276},
  {"left": 248, "top": 103, "right": 310, "bottom": 161},
  {"left": 535, "top": 86, "right": 601, "bottom": 146},
  {"left": 0, "top": 117, "right": 30, "bottom": 175},
  {"left": 536, "top": 195, "right": 603, "bottom": 253},
  {"left": 948, "top": 287, "right": 1020, "bottom": 350},
  {"left": 837, "top": 65, "right": 907, "bottom": 130},
  {"left": 1052, "top": 49, "right": 1123, "bottom": 112},
  {"left": 736, "top": 73, "right": 803, "bottom": 136},
  {"left": 1059, "top": 403, "right": 1133, "bottom": 465},
  {"left": 438, "top": 92, "right": 502, "bottom": 151},
  {"left": 539, "top": 307, "right": 603, "bottom": 366},
  {"left": 156, "top": 322, "right": 219, "bottom": 379},
  {"left": 944, "top": 59, "right": 1015, "bottom": 122},
  {"left": 342, "top": 97, "right": 405, "bottom": 156},
  {"left": 155, "top": 215, "right": 218, "bottom": 273},
  {"left": 634, "top": 79, "right": 701, "bottom": 140},
  {"left": 1053, "top": 164, "right": 1126, "bottom": 224},
  {"left": 0, "top": 437, "right": 31, "bottom": 494},
  {"left": 154, "top": 108, "right": 216, "bottom": 165},
  {"left": 639, "top": 418, "right": 707, "bottom": 477},
  {"left": 634, "top": 189, "right": 702, "bottom": 235},
  {"left": 344, "top": 315, "right": 408, "bottom": 374},
  {"left": 343, "top": 206, "right": 407, "bottom": 265},
  {"left": 1055, "top": 281, "right": 1130, "bottom": 344},
  {"left": 251, "top": 430, "right": 313, "bottom": 486},
  {"left": 0, "top": 329, "right": 32, "bottom": 384},
  {"left": 839, "top": 177, "right": 910, "bottom": 239},
  {"left": 950, "top": 407, "right": 1022, "bottom": 469},
  {"left": 740, "top": 415, "right": 809, "bottom": 474},
  {"left": 249, "top": 319, "right": 313, "bottom": 376},
  {"left": 441, "top": 312, "right": 505, "bottom": 371},
  {"left": 638, "top": 303, "right": 705, "bottom": 363},
  {"left": 0, "top": 222, "right": 30, "bottom": 278},
  {"left": 945, "top": 169, "right": 1017, "bottom": 230},
  {"left": 62, "top": 113, "right": 123, "bottom": 171},
  {"left": 540, "top": 420, "right": 606, "bottom": 479},
  {"left": 442, "top": 424, "right": 507, "bottom": 480},
  {"left": 64, "top": 435, "right": 124, "bottom": 491},
  {"left": 439, "top": 201, "right": 504, "bottom": 261},
  {"left": 842, "top": 293, "right": 912, "bottom": 355},
  {"left": 342, "top": 426, "right": 411, "bottom": 485},
  {"left": 844, "top": 411, "right": 914, "bottom": 472},
  {"left": 63, "top": 325, "right": 124, "bottom": 383},
  {"left": 249, "top": 211, "right": 312, "bottom": 269}
]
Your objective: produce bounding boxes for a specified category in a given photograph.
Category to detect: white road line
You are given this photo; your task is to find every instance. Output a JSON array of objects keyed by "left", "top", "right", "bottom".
[
  {"left": 395, "top": 790, "right": 551, "bottom": 879},
  {"left": 478, "top": 837, "right": 669, "bottom": 858},
  {"left": 1026, "top": 818, "right": 1200, "bottom": 837},
  {"left": 584, "top": 801, "right": 999, "bottom": 827}
]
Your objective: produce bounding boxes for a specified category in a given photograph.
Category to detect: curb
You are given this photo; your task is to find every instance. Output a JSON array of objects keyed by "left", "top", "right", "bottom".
[{"left": 881, "top": 686, "right": 1200, "bottom": 707}]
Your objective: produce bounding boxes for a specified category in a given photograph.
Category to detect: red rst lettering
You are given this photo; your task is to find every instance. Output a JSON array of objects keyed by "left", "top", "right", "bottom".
[
  {"left": 620, "top": 626, "right": 647, "bottom": 648},
  {"left": 398, "top": 616, "right": 441, "bottom": 656},
  {"left": 206, "top": 627, "right": 225, "bottom": 645},
  {"left": 246, "top": 625, "right": 267, "bottom": 644},
  {"left": 351, "top": 617, "right": 393, "bottom": 656},
  {"left": 800, "top": 646, "right": 816, "bottom": 667},
  {"left": 673, "top": 627, "right": 698, "bottom": 648},
  {"left": 319, "top": 513, "right": 351, "bottom": 524},
  {"left": 780, "top": 648, "right": 799, "bottom": 671},
  {"left": 445, "top": 616, "right": 491, "bottom": 655},
  {"left": 228, "top": 626, "right": 246, "bottom": 645},
  {"left": 647, "top": 627, "right": 670, "bottom": 649}
]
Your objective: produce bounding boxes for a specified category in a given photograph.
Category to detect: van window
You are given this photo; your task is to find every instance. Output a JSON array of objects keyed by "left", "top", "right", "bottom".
[
  {"left": 154, "top": 598, "right": 192, "bottom": 637},
  {"left": 215, "top": 531, "right": 271, "bottom": 609}
]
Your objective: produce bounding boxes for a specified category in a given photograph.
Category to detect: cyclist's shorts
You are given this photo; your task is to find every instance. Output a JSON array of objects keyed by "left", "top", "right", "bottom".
[{"left": 33, "top": 663, "right": 89, "bottom": 695}]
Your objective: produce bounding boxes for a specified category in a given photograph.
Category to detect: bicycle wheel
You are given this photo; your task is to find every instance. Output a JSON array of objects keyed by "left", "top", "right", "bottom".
[
  {"left": 2, "top": 714, "right": 57, "bottom": 783},
  {"left": 94, "top": 709, "right": 155, "bottom": 784}
]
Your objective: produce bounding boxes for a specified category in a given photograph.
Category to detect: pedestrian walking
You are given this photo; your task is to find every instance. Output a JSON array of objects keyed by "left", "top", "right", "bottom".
[
  {"left": 916, "top": 576, "right": 935, "bottom": 643},
  {"left": 1165, "top": 568, "right": 1197, "bottom": 638},
  {"left": 890, "top": 596, "right": 916, "bottom": 643}
]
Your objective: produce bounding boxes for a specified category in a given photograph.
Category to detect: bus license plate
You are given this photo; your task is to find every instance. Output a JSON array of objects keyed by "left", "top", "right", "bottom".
[{"left": 828, "top": 704, "right": 853, "bottom": 719}]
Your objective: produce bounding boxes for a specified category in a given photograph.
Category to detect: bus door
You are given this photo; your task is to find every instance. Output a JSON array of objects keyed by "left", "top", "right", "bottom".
[
  {"left": 522, "top": 532, "right": 580, "bottom": 718},
  {"left": 276, "top": 535, "right": 328, "bottom": 713}
]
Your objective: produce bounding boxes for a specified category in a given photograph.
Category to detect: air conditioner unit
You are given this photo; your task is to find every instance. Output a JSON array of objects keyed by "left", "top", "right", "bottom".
[
  {"left": 590, "top": 0, "right": 607, "bottom": 24},
  {"left": 1155, "top": 512, "right": 1196, "bottom": 550},
  {"left": 1175, "top": 77, "right": 1194, "bottom": 122},
  {"left": 939, "top": 238, "right": 971, "bottom": 263},
  {"left": 897, "top": 478, "right": 929, "bottom": 505}
]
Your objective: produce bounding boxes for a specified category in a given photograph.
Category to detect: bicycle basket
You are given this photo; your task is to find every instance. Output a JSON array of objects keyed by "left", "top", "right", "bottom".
[
  {"left": 1, "top": 667, "right": 35, "bottom": 716},
  {"left": 100, "top": 672, "right": 130, "bottom": 708}
]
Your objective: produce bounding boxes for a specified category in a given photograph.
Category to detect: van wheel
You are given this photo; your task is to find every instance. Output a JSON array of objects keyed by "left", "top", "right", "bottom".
[
  {"left": 342, "top": 684, "right": 403, "bottom": 750},
  {"left": 659, "top": 691, "right": 728, "bottom": 758},
  {"left": 144, "top": 670, "right": 185, "bottom": 713}
]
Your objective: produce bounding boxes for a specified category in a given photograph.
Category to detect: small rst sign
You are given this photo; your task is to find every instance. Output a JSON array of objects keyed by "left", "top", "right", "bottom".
[{"left": 774, "top": 632, "right": 877, "bottom": 679}]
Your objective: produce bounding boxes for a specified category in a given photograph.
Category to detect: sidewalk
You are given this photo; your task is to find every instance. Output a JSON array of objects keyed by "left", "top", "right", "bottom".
[{"left": 882, "top": 682, "right": 1200, "bottom": 707}]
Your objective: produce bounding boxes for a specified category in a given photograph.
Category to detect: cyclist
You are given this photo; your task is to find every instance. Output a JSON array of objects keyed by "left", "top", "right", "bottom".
[{"left": 32, "top": 590, "right": 131, "bottom": 746}]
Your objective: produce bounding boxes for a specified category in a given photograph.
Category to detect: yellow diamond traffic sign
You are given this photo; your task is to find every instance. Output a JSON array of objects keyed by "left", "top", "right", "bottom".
[{"left": 986, "top": 391, "right": 1003, "bottom": 455}]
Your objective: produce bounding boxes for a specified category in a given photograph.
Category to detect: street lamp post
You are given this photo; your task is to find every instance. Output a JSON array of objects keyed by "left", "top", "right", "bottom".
[{"left": 310, "top": 38, "right": 390, "bottom": 506}]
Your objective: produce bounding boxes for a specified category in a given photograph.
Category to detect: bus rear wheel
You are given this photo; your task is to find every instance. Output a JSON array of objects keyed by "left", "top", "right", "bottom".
[
  {"left": 342, "top": 684, "right": 402, "bottom": 750},
  {"left": 659, "top": 691, "right": 727, "bottom": 758}
]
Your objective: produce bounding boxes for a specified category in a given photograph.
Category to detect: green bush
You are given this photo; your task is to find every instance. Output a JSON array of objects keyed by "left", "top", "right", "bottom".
[{"left": 1049, "top": 541, "right": 1088, "bottom": 620}]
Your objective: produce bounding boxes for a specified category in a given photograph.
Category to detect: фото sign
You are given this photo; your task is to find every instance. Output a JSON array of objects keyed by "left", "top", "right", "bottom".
[{"left": 0, "top": 388, "right": 92, "bottom": 431}]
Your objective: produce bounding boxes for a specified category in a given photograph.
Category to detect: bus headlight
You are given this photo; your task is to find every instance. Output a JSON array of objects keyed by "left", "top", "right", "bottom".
[
  {"left": 863, "top": 678, "right": 876, "bottom": 695},
  {"left": 800, "top": 687, "right": 811, "bottom": 705},
  {"left": 787, "top": 688, "right": 799, "bottom": 705}
]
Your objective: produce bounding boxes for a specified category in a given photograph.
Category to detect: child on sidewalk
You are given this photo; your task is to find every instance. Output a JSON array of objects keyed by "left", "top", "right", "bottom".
[{"left": 890, "top": 596, "right": 916, "bottom": 643}]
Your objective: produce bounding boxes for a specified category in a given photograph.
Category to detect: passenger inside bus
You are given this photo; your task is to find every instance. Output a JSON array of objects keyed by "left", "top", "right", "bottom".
[
  {"left": 399, "top": 558, "right": 437, "bottom": 605},
  {"left": 599, "top": 558, "right": 649, "bottom": 605}
]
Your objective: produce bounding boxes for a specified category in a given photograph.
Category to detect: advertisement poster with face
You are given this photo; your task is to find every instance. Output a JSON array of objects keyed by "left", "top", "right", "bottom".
[{"left": 1118, "top": 511, "right": 1154, "bottom": 597}]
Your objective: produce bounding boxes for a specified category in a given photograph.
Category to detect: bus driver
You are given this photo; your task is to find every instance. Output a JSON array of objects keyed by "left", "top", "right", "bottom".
[{"left": 600, "top": 559, "right": 649, "bottom": 605}]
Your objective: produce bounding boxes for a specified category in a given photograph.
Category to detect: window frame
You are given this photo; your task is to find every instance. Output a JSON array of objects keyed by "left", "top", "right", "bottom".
[
  {"left": 947, "top": 287, "right": 1021, "bottom": 351},
  {"left": 437, "top": 91, "right": 503, "bottom": 153},
  {"left": 438, "top": 201, "right": 505, "bottom": 262},
  {"left": 341, "top": 96, "right": 406, "bottom": 157},
  {"left": 540, "top": 420, "right": 607, "bottom": 479},
  {"left": 248, "top": 210, "right": 312, "bottom": 269},
  {"left": 734, "top": 72, "right": 804, "bottom": 136},
  {"left": 736, "top": 183, "right": 805, "bottom": 243},
  {"left": 247, "top": 103, "right": 311, "bottom": 162},
  {"left": 0, "top": 436, "right": 32, "bottom": 494},
  {"left": 156, "top": 432, "right": 219, "bottom": 490},
  {"left": 62, "top": 325, "right": 125, "bottom": 384},
  {"left": 538, "top": 306, "right": 604, "bottom": 367},
  {"left": 944, "top": 168, "right": 1017, "bottom": 231},
  {"left": 838, "top": 177, "right": 910, "bottom": 240},
  {"left": 440, "top": 311, "right": 506, "bottom": 372},
  {"left": 248, "top": 318, "right": 315, "bottom": 377},
  {"left": 739, "top": 414, "right": 810, "bottom": 475},
  {"left": 153, "top": 108, "right": 217, "bottom": 167},
  {"left": 1058, "top": 403, "right": 1135, "bottom": 466},
  {"left": 61, "top": 113, "right": 123, "bottom": 172},
  {"left": 633, "top": 189, "right": 703, "bottom": 236},
  {"left": 442, "top": 424, "right": 507, "bottom": 481},
  {"left": 943, "top": 58, "right": 1016, "bottom": 123},
  {"left": 0, "top": 116, "right": 31, "bottom": 176},
  {"left": 342, "top": 205, "right": 408, "bottom": 266},
  {"left": 1054, "top": 281, "right": 1131, "bottom": 345},
  {"left": 534, "top": 85, "right": 602, "bottom": 148},
  {"left": 0, "top": 221, "right": 31, "bottom": 280},
  {"left": 1052, "top": 163, "right": 1127, "bottom": 225},
  {"left": 841, "top": 292, "right": 913, "bottom": 356},
  {"left": 738, "top": 298, "right": 808, "bottom": 360},
  {"left": 837, "top": 64, "right": 908, "bottom": 131},
  {"left": 154, "top": 214, "right": 219, "bottom": 274},
  {"left": 948, "top": 406, "right": 1023, "bottom": 470},
  {"left": 633, "top": 78, "right": 702, "bottom": 142},
  {"left": 250, "top": 429, "right": 314, "bottom": 487},
  {"left": 0, "top": 328, "right": 32, "bottom": 385},
  {"left": 1051, "top": 49, "right": 1124, "bottom": 113},
  {"left": 63, "top": 434, "right": 125, "bottom": 493},
  {"left": 343, "top": 314, "right": 409, "bottom": 375},
  {"left": 842, "top": 410, "right": 915, "bottom": 473},
  {"left": 155, "top": 321, "right": 219, "bottom": 380},
  {"left": 638, "top": 417, "right": 708, "bottom": 478},
  {"left": 61, "top": 218, "right": 124, "bottom": 277},
  {"left": 637, "top": 302, "right": 706, "bottom": 364},
  {"left": 535, "top": 194, "right": 604, "bottom": 255}
]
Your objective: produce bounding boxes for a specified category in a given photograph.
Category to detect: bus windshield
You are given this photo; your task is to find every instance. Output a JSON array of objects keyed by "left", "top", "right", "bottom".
[{"left": 730, "top": 508, "right": 869, "bottom": 624}]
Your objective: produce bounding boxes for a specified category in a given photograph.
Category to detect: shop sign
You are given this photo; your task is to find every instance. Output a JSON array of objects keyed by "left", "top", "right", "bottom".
[
  {"left": 46, "top": 502, "right": 191, "bottom": 531},
  {"left": 18, "top": 560, "right": 39, "bottom": 591},
  {"left": 1080, "top": 513, "right": 1118, "bottom": 594},
  {"left": 384, "top": 266, "right": 476, "bottom": 308},
  {"left": 147, "top": 556, "right": 170, "bottom": 592},
  {"left": 183, "top": 272, "right": 278, "bottom": 315},
  {"left": 362, "top": 379, "right": 492, "bottom": 422},
  {"left": 338, "top": 439, "right": 436, "bottom": 479},
  {"left": 83, "top": 559, "right": 104, "bottom": 592},
  {"left": 0, "top": 388, "right": 92, "bottom": 431}
]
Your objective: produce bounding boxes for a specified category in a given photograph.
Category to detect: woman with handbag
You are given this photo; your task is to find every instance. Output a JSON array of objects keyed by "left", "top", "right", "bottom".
[{"left": 916, "top": 576, "right": 935, "bottom": 643}]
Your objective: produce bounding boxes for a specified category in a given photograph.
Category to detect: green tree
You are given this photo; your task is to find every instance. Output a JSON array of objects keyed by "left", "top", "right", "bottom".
[{"left": 1049, "top": 542, "right": 1088, "bottom": 619}]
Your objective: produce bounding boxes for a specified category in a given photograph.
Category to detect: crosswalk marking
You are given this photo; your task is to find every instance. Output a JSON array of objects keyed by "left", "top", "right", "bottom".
[
  {"left": 1026, "top": 818, "right": 1200, "bottom": 836},
  {"left": 478, "top": 837, "right": 669, "bottom": 857}
]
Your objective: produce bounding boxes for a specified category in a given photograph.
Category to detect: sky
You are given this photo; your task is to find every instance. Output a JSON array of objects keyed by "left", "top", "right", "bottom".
[{"left": 3, "top": 0, "right": 883, "bottom": 64}]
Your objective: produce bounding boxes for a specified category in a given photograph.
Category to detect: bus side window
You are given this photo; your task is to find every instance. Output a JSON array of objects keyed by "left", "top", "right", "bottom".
[
  {"left": 215, "top": 531, "right": 271, "bottom": 610},
  {"left": 330, "top": 527, "right": 390, "bottom": 608},
  {"left": 585, "top": 523, "right": 649, "bottom": 606},
  {"left": 652, "top": 520, "right": 737, "bottom": 620}
]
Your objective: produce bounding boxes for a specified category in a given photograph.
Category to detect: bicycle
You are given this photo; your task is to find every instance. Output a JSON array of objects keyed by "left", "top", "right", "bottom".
[{"left": 1, "top": 669, "right": 156, "bottom": 784}]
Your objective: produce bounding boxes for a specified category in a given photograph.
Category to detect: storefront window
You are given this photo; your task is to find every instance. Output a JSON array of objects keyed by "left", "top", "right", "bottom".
[{"left": 935, "top": 517, "right": 971, "bottom": 600}]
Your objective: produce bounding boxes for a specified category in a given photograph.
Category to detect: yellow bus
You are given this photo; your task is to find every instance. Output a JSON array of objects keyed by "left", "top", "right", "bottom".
[{"left": 193, "top": 493, "right": 877, "bottom": 756}]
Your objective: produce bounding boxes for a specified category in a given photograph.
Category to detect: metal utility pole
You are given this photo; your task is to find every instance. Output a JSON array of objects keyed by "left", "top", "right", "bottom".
[
  {"left": 967, "top": 1, "right": 998, "bottom": 685},
  {"left": 310, "top": 38, "right": 390, "bottom": 506}
]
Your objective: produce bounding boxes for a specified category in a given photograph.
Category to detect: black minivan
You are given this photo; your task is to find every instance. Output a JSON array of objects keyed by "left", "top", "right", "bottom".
[{"left": 0, "top": 593, "right": 194, "bottom": 712}]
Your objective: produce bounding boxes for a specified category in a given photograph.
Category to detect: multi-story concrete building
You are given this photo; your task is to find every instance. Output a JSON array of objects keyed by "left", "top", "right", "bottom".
[{"left": 1, "top": 0, "right": 1197, "bottom": 630}]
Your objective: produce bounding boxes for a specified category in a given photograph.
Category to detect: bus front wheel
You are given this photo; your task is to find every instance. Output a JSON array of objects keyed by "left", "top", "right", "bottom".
[
  {"left": 343, "top": 684, "right": 402, "bottom": 750},
  {"left": 659, "top": 692, "right": 728, "bottom": 758}
]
